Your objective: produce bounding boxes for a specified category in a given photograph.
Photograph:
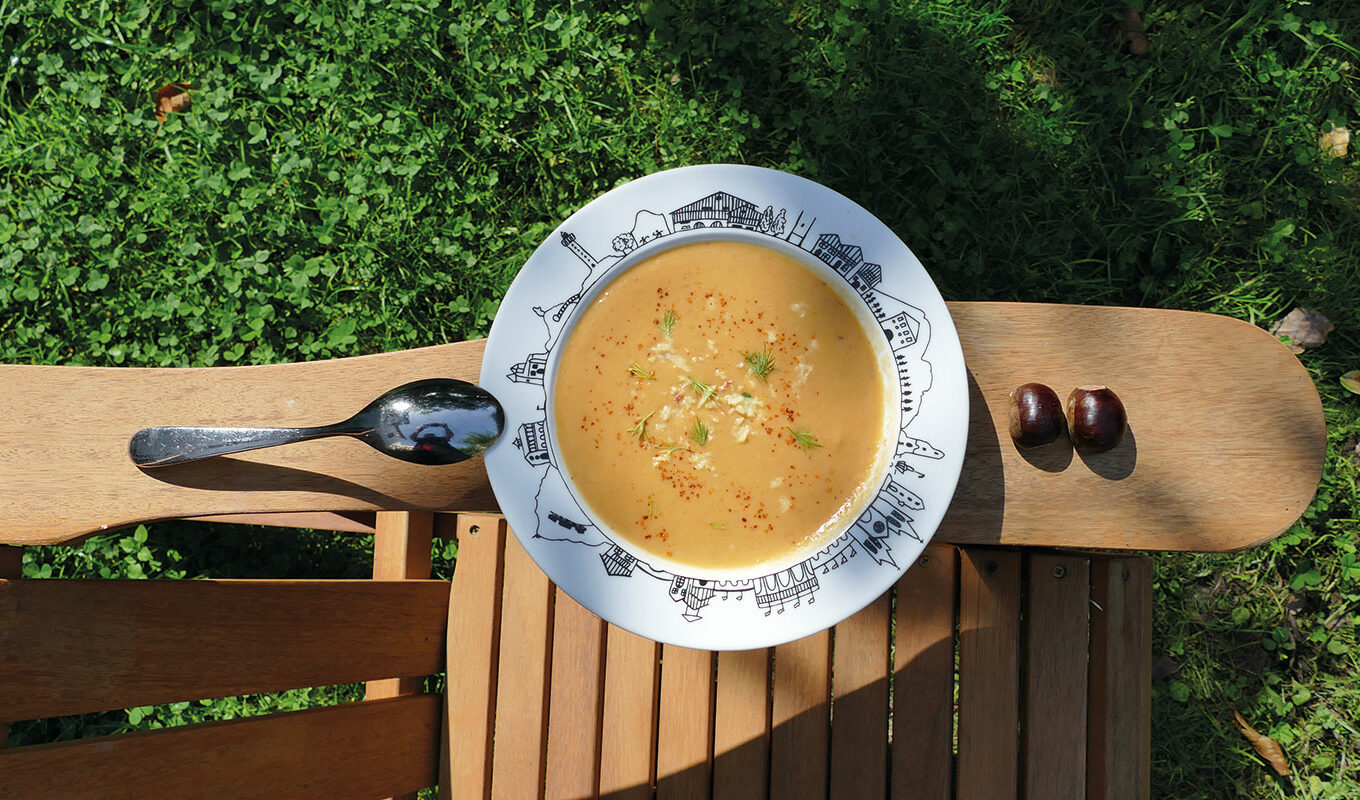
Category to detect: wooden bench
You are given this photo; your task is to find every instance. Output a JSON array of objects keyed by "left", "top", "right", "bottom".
[
  {"left": 1, "top": 512, "right": 1150, "bottom": 799},
  {"left": 0, "top": 303, "right": 1324, "bottom": 798}
]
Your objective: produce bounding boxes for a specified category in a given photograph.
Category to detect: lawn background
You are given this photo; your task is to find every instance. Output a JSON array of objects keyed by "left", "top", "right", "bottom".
[{"left": 3, "top": 0, "right": 1359, "bottom": 796}]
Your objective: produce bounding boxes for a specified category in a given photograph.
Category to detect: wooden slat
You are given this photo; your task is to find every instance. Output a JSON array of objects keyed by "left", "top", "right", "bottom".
[
  {"left": 0, "top": 339, "right": 496, "bottom": 545},
  {"left": 2, "top": 306, "right": 1325, "bottom": 554},
  {"left": 367, "top": 511, "right": 436, "bottom": 704},
  {"left": 939, "top": 303, "right": 1323, "bottom": 552},
  {"left": 657, "top": 645, "right": 715, "bottom": 800},
  {"left": 712, "top": 648, "right": 771, "bottom": 800},
  {"left": 366, "top": 512, "right": 435, "bottom": 800},
  {"left": 490, "top": 531, "right": 554, "bottom": 799},
  {"left": 770, "top": 630, "right": 831, "bottom": 800},
  {"left": 190, "top": 511, "right": 379, "bottom": 534},
  {"left": 0, "top": 545, "right": 20, "bottom": 577},
  {"left": 1025, "top": 553, "right": 1091, "bottom": 799},
  {"left": 0, "top": 695, "right": 440, "bottom": 799},
  {"left": 441, "top": 513, "right": 507, "bottom": 800},
  {"left": 829, "top": 593, "right": 890, "bottom": 798},
  {"left": 544, "top": 588, "right": 606, "bottom": 800},
  {"left": 1088, "top": 556, "right": 1152, "bottom": 800},
  {"left": 599, "top": 626, "right": 660, "bottom": 799},
  {"left": 0, "top": 545, "right": 18, "bottom": 747},
  {"left": 891, "top": 546, "right": 957, "bottom": 800},
  {"left": 0, "top": 578, "right": 448, "bottom": 722},
  {"left": 956, "top": 549, "right": 1021, "bottom": 800}
]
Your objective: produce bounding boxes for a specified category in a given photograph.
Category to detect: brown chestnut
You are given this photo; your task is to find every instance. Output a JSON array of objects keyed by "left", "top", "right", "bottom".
[
  {"left": 1065, "top": 386, "right": 1127, "bottom": 453},
  {"left": 1008, "top": 383, "right": 1066, "bottom": 448}
]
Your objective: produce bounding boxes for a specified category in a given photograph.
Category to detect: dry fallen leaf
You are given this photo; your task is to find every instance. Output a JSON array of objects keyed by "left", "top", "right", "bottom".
[
  {"left": 1232, "top": 709, "right": 1291, "bottom": 776},
  {"left": 1269, "top": 307, "right": 1334, "bottom": 354},
  {"left": 1341, "top": 370, "right": 1360, "bottom": 395},
  {"left": 1320, "top": 124, "right": 1350, "bottom": 158},
  {"left": 153, "top": 82, "right": 193, "bottom": 133},
  {"left": 1118, "top": 8, "right": 1149, "bottom": 55}
]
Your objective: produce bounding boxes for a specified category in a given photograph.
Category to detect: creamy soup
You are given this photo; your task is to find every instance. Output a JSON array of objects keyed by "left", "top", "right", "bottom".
[{"left": 553, "top": 240, "right": 890, "bottom": 570}]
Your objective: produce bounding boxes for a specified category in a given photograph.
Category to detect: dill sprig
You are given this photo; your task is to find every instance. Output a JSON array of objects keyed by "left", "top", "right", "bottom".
[
  {"left": 686, "top": 376, "right": 716, "bottom": 405},
  {"left": 690, "top": 418, "right": 709, "bottom": 446},
  {"left": 743, "top": 347, "right": 775, "bottom": 381},
  {"left": 709, "top": 522, "right": 727, "bottom": 530},
  {"left": 628, "top": 410, "right": 656, "bottom": 442},
  {"left": 659, "top": 308, "right": 678, "bottom": 336},
  {"left": 788, "top": 427, "right": 822, "bottom": 452},
  {"left": 646, "top": 495, "right": 657, "bottom": 518},
  {"left": 628, "top": 362, "right": 656, "bottom": 381},
  {"left": 656, "top": 443, "right": 685, "bottom": 458}
]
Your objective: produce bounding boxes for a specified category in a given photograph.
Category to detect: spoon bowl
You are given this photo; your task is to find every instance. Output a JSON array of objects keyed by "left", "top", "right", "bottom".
[{"left": 130, "top": 378, "right": 505, "bottom": 468}]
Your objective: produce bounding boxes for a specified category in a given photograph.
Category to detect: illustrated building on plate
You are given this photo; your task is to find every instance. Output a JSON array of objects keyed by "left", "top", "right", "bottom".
[
  {"left": 669, "top": 191, "right": 765, "bottom": 231},
  {"left": 559, "top": 231, "right": 598, "bottom": 269},
  {"left": 754, "top": 563, "right": 819, "bottom": 615},
  {"left": 810, "top": 233, "right": 883, "bottom": 294},
  {"left": 507, "top": 352, "right": 547, "bottom": 385},
  {"left": 600, "top": 544, "right": 637, "bottom": 577},
  {"left": 514, "top": 420, "right": 550, "bottom": 467}
]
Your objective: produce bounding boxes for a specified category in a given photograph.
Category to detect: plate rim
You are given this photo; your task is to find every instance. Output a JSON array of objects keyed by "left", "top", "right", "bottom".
[{"left": 480, "top": 163, "right": 969, "bottom": 649}]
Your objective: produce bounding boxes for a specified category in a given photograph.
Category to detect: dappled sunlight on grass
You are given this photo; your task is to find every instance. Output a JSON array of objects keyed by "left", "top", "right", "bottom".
[{"left": 2, "top": 1, "right": 1359, "bottom": 795}]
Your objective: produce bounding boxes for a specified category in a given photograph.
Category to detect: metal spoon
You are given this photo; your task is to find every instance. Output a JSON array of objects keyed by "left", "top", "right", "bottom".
[{"left": 129, "top": 378, "right": 505, "bottom": 468}]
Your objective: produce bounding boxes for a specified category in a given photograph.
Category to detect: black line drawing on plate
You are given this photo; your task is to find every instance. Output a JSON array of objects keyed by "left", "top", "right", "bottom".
[
  {"left": 507, "top": 352, "right": 547, "bottom": 385},
  {"left": 506, "top": 187, "right": 948, "bottom": 623}
]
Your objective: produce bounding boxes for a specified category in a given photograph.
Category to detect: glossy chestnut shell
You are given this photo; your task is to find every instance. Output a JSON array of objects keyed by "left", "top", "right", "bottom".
[
  {"left": 1008, "top": 383, "right": 1065, "bottom": 448},
  {"left": 1065, "top": 385, "right": 1127, "bottom": 453}
]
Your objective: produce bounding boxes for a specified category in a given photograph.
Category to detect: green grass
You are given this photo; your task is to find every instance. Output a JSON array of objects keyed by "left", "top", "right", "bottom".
[{"left": 3, "top": 0, "right": 1360, "bottom": 795}]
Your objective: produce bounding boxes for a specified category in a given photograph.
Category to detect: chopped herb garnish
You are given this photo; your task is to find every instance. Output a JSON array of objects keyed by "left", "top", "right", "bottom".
[
  {"left": 690, "top": 418, "right": 709, "bottom": 445},
  {"left": 628, "top": 410, "right": 656, "bottom": 442},
  {"left": 709, "top": 522, "right": 727, "bottom": 530},
  {"left": 743, "top": 347, "right": 775, "bottom": 381},
  {"left": 657, "top": 443, "right": 685, "bottom": 457},
  {"left": 741, "top": 391, "right": 752, "bottom": 399},
  {"left": 647, "top": 495, "right": 657, "bottom": 518},
  {"left": 687, "top": 376, "right": 716, "bottom": 405},
  {"left": 788, "top": 427, "right": 822, "bottom": 452},
  {"left": 628, "top": 362, "right": 656, "bottom": 381},
  {"left": 659, "top": 308, "right": 678, "bottom": 336}
]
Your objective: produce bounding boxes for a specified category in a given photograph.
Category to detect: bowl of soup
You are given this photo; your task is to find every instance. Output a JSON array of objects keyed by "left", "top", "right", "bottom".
[
  {"left": 552, "top": 237, "right": 898, "bottom": 578},
  {"left": 480, "top": 165, "right": 968, "bottom": 649}
]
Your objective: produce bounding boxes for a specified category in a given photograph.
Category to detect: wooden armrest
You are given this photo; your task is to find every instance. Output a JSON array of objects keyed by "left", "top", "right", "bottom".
[{"left": 0, "top": 303, "right": 1322, "bottom": 551}]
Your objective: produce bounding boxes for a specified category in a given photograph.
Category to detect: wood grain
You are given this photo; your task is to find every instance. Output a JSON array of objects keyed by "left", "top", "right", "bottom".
[
  {"left": 891, "top": 546, "right": 957, "bottom": 800},
  {"left": 599, "top": 625, "right": 660, "bottom": 799},
  {"left": 712, "top": 648, "right": 771, "bottom": 800},
  {"left": 190, "top": 511, "right": 379, "bottom": 533},
  {"left": 1088, "top": 556, "right": 1152, "bottom": 800},
  {"left": 490, "top": 531, "right": 554, "bottom": 799},
  {"left": 0, "top": 304, "right": 1325, "bottom": 551},
  {"left": 0, "top": 339, "right": 493, "bottom": 544},
  {"left": 770, "top": 630, "right": 831, "bottom": 800},
  {"left": 0, "top": 695, "right": 439, "bottom": 800},
  {"left": 829, "top": 593, "right": 890, "bottom": 799},
  {"left": 441, "top": 514, "right": 506, "bottom": 800},
  {"left": 0, "top": 545, "right": 17, "bottom": 748},
  {"left": 544, "top": 588, "right": 606, "bottom": 800},
  {"left": 1025, "top": 553, "right": 1091, "bottom": 800},
  {"left": 956, "top": 550, "right": 1021, "bottom": 800},
  {"left": 367, "top": 511, "right": 436, "bottom": 705},
  {"left": 364, "top": 512, "right": 436, "bottom": 800},
  {"left": 0, "top": 545, "right": 21, "bottom": 577},
  {"left": 656, "top": 645, "right": 715, "bottom": 800},
  {"left": 940, "top": 303, "right": 1323, "bottom": 551},
  {"left": 0, "top": 578, "right": 448, "bottom": 722}
]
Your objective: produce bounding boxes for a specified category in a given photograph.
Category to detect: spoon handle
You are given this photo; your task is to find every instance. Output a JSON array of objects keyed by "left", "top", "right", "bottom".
[{"left": 129, "top": 424, "right": 358, "bottom": 468}]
